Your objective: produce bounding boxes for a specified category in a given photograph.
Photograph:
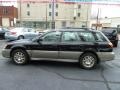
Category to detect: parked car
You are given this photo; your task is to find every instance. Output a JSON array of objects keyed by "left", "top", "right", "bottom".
[
  {"left": 38, "top": 30, "right": 49, "bottom": 35},
  {"left": 102, "top": 28, "right": 118, "bottom": 47},
  {"left": 61, "top": 27, "right": 95, "bottom": 30},
  {"left": 2, "top": 29, "right": 115, "bottom": 69},
  {"left": 5, "top": 27, "right": 39, "bottom": 41},
  {"left": 0, "top": 28, "right": 9, "bottom": 39}
]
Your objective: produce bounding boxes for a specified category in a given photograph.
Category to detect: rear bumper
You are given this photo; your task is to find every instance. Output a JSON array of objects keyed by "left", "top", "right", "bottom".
[
  {"left": 97, "top": 52, "right": 115, "bottom": 61},
  {"left": 2, "top": 49, "right": 10, "bottom": 58}
]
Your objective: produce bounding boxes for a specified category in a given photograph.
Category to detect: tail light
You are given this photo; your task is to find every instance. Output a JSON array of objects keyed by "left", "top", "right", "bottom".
[
  {"left": 11, "top": 32, "right": 16, "bottom": 35},
  {"left": 108, "top": 42, "right": 113, "bottom": 48}
]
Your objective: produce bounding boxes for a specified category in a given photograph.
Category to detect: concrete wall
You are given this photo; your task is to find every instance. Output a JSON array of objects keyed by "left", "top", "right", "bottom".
[
  {"left": 2, "top": 18, "right": 9, "bottom": 27},
  {"left": 17, "top": 2, "right": 92, "bottom": 29}
]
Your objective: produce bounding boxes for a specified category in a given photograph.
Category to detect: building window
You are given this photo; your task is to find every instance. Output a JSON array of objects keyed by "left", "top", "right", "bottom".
[
  {"left": 62, "top": 21, "right": 66, "bottom": 28},
  {"left": 78, "top": 13, "right": 80, "bottom": 17},
  {"left": 78, "top": 5, "right": 81, "bottom": 9},
  {"left": 3, "top": 8, "right": 8, "bottom": 15},
  {"left": 49, "top": 12, "right": 51, "bottom": 16},
  {"left": 73, "top": 17, "right": 76, "bottom": 20},
  {"left": 56, "top": 12, "right": 58, "bottom": 16},
  {"left": 70, "top": 22, "right": 75, "bottom": 27},
  {"left": 49, "top": 4, "right": 51, "bottom": 8},
  {"left": 27, "top": 3, "right": 30, "bottom": 8},
  {"left": 56, "top": 4, "right": 58, "bottom": 8},
  {"left": 27, "top": 11, "right": 30, "bottom": 16}
]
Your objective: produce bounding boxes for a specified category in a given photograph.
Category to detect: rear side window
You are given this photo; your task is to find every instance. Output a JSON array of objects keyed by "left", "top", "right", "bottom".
[
  {"left": 22, "top": 28, "right": 28, "bottom": 32},
  {"left": 78, "top": 32, "right": 95, "bottom": 42},
  {"left": 28, "top": 28, "right": 35, "bottom": 32},
  {"left": 61, "top": 32, "right": 79, "bottom": 42}
]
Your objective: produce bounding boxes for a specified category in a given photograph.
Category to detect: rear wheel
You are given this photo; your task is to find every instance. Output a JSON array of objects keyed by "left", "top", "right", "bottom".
[
  {"left": 18, "top": 36, "right": 24, "bottom": 40},
  {"left": 79, "top": 53, "right": 97, "bottom": 69},
  {"left": 11, "top": 49, "right": 29, "bottom": 65}
]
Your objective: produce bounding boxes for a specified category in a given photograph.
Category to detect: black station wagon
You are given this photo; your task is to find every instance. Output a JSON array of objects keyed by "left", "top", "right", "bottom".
[{"left": 2, "top": 29, "right": 115, "bottom": 69}]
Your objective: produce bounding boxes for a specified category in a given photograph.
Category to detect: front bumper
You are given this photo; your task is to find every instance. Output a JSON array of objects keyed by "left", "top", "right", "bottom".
[
  {"left": 97, "top": 52, "right": 115, "bottom": 61},
  {"left": 2, "top": 49, "right": 11, "bottom": 58}
]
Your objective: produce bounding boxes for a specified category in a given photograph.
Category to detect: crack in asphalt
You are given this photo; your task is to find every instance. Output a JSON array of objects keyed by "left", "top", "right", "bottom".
[
  {"left": 40, "top": 66, "right": 120, "bottom": 88},
  {"left": 111, "top": 62, "right": 120, "bottom": 68},
  {"left": 101, "top": 67, "right": 111, "bottom": 90}
]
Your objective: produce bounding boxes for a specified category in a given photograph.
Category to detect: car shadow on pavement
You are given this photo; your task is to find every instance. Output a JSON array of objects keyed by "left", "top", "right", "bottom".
[
  {"left": 4, "top": 60, "right": 110, "bottom": 82},
  {"left": 5, "top": 60, "right": 102, "bottom": 70}
]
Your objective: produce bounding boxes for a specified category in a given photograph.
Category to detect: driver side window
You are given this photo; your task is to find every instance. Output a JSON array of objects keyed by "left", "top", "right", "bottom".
[{"left": 42, "top": 31, "right": 61, "bottom": 42}]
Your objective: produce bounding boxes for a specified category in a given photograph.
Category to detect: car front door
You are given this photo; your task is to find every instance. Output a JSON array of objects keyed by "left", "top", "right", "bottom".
[{"left": 31, "top": 31, "right": 61, "bottom": 59}]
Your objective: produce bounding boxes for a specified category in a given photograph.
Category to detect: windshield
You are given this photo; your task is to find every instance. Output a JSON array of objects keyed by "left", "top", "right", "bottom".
[{"left": 32, "top": 30, "right": 50, "bottom": 41}]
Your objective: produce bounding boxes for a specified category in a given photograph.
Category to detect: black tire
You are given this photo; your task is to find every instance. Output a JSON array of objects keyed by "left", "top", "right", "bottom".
[
  {"left": 18, "top": 36, "right": 24, "bottom": 40},
  {"left": 79, "top": 53, "right": 97, "bottom": 70},
  {"left": 11, "top": 49, "right": 29, "bottom": 65}
]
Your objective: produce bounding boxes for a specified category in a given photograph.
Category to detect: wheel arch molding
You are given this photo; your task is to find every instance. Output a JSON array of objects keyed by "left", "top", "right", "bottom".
[
  {"left": 10, "top": 46, "right": 27, "bottom": 57},
  {"left": 79, "top": 50, "right": 100, "bottom": 64}
]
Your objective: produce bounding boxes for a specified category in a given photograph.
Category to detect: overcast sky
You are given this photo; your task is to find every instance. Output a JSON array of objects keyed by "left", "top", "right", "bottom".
[{"left": 91, "top": 4, "right": 120, "bottom": 18}]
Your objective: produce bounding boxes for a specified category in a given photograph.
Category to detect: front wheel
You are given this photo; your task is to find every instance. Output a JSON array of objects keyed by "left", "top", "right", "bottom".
[
  {"left": 18, "top": 36, "right": 24, "bottom": 40},
  {"left": 11, "top": 49, "right": 29, "bottom": 65},
  {"left": 79, "top": 53, "right": 97, "bottom": 69}
]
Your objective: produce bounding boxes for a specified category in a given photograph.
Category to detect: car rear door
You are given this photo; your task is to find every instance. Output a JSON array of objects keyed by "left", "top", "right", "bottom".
[
  {"left": 59, "top": 31, "right": 98, "bottom": 60},
  {"left": 59, "top": 31, "right": 83, "bottom": 60},
  {"left": 31, "top": 31, "right": 61, "bottom": 59}
]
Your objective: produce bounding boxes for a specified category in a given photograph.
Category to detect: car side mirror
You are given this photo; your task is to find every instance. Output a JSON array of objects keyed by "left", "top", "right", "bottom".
[{"left": 37, "top": 38, "right": 43, "bottom": 44}]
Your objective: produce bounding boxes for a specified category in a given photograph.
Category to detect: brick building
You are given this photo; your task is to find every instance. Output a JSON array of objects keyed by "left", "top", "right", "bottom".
[{"left": 0, "top": 6, "right": 18, "bottom": 27}]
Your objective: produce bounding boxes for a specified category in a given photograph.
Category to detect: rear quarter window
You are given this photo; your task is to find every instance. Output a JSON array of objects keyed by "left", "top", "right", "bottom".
[
  {"left": 94, "top": 32, "right": 108, "bottom": 42},
  {"left": 78, "top": 32, "right": 95, "bottom": 42}
]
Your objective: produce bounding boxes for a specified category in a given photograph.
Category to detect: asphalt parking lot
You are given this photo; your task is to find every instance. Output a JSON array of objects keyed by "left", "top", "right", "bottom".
[{"left": 0, "top": 40, "right": 120, "bottom": 90}]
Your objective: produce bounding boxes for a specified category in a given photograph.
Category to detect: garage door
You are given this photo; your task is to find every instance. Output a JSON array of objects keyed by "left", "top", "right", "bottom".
[{"left": 2, "top": 18, "right": 10, "bottom": 27}]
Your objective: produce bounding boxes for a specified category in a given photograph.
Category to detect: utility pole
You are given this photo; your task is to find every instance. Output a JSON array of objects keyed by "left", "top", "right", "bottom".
[
  {"left": 19, "top": 0, "right": 22, "bottom": 27},
  {"left": 51, "top": 0, "right": 55, "bottom": 29},
  {"left": 96, "top": 8, "right": 100, "bottom": 30},
  {"left": 86, "top": 5, "right": 89, "bottom": 28},
  {"left": 46, "top": 2, "right": 48, "bottom": 29}
]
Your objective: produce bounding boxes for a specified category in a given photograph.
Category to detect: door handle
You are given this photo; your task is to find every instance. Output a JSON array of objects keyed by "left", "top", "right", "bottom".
[{"left": 94, "top": 42, "right": 99, "bottom": 46}]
